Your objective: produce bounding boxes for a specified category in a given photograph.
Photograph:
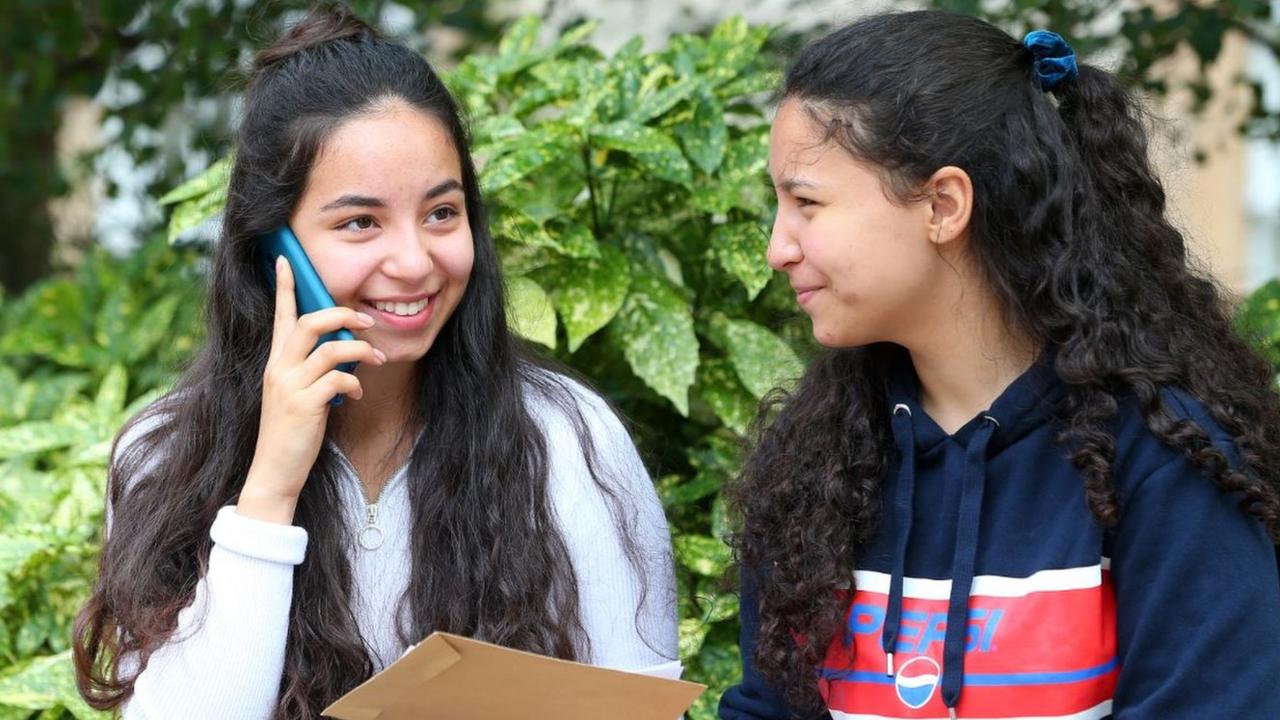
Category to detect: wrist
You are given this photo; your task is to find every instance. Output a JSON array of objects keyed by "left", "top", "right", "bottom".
[{"left": 236, "top": 481, "right": 299, "bottom": 525}]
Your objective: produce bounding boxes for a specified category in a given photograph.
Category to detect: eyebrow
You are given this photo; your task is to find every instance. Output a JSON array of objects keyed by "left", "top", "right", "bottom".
[
  {"left": 318, "top": 179, "right": 464, "bottom": 212},
  {"left": 775, "top": 176, "right": 818, "bottom": 193}
]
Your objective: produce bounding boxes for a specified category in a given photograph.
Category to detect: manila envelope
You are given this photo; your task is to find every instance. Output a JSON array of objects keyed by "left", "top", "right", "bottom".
[{"left": 322, "top": 632, "right": 706, "bottom": 720}]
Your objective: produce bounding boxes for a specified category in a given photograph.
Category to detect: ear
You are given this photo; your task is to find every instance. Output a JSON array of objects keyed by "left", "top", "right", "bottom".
[{"left": 924, "top": 165, "right": 973, "bottom": 246}]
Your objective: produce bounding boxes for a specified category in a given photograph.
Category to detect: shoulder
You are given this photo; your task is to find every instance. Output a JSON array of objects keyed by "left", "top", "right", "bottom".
[
  {"left": 520, "top": 364, "right": 662, "bottom": 515},
  {"left": 105, "top": 393, "right": 185, "bottom": 533},
  {"left": 1109, "top": 386, "right": 1241, "bottom": 497},
  {"left": 521, "top": 366, "right": 636, "bottom": 461}
]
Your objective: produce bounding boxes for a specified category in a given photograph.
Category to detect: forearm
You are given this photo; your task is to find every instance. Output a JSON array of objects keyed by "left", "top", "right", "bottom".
[{"left": 122, "top": 507, "right": 307, "bottom": 720}]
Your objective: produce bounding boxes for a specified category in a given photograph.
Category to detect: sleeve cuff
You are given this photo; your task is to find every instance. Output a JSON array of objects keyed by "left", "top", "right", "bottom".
[{"left": 210, "top": 505, "right": 308, "bottom": 565}]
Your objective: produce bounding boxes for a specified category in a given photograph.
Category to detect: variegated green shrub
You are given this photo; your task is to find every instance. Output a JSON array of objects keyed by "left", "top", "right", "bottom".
[
  {"left": 0, "top": 238, "right": 204, "bottom": 719},
  {"left": 1237, "top": 279, "right": 1280, "bottom": 375}
]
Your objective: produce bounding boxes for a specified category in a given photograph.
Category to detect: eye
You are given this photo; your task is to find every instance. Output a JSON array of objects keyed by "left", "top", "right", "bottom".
[
  {"left": 339, "top": 215, "right": 377, "bottom": 232},
  {"left": 426, "top": 205, "right": 460, "bottom": 225}
]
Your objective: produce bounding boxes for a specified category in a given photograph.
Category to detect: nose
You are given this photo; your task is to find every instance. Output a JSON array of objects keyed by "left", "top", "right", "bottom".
[
  {"left": 766, "top": 212, "right": 802, "bottom": 272},
  {"left": 380, "top": 221, "right": 433, "bottom": 281}
]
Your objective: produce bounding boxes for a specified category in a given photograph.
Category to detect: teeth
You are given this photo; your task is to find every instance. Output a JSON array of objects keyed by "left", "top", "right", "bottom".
[{"left": 373, "top": 298, "right": 428, "bottom": 316}]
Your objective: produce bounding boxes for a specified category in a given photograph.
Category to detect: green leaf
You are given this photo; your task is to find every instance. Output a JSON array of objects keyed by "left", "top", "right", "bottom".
[
  {"left": 690, "top": 130, "right": 770, "bottom": 215},
  {"left": 550, "top": 20, "right": 598, "bottom": 52},
  {"left": 673, "top": 533, "right": 732, "bottom": 576},
  {"left": 678, "top": 617, "right": 710, "bottom": 661},
  {"left": 494, "top": 158, "right": 586, "bottom": 225},
  {"left": 166, "top": 187, "right": 226, "bottom": 245},
  {"left": 711, "top": 222, "right": 772, "bottom": 299},
  {"left": 0, "top": 421, "right": 87, "bottom": 460},
  {"left": 500, "top": 244, "right": 558, "bottom": 278},
  {"left": 4, "top": 373, "right": 89, "bottom": 424},
  {"left": 471, "top": 115, "right": 525, "bottom": 146},
  {"left": 0, "top": 535, "right": 52, "bottom": 603},
  {"left": 448, "top": 55, "right": 500, "bottom": 112},
  {"left": 687, "top": 642, "right": 743, "bottom": 720},
  {"left": 157, "top": 155, "right": 232, "bottom": 206},
  {"left": 657, "top": 472, "right": 722, "bottom": 508},
  {"left": 632, "top": 75, "right": 699, "bottom": 124},
  {"left": 675, "top": 85, "right": 728, "bottom": 174},
  {"left": 479, "top": 126, "right": 576, "bottom": 194},
  {"left": 506, "top": 276, "right": 557, "bottom": 350},
  {"left": 0, "top": 366, "right": 20, "bottom": 423},
  {"left": 496, "top": 15, "right": 542, "bottom": 69},
  {"left": 93, "top": 365, "right": 128, "bottom": 422},
  {"left": 696, "top": 578, "right": 740, "bottom": 623},
  {"left": 92, "top": 284, "right": 136, "bottom": 358},
  {"left": 704, "top": 17, "right": 770, "bottom": 86},
  {"left": 0, "top": 281, "right": 94, "bottom": 368},
  {"left": 716, "top": 68, "right": 782, "bottom": 100},
  {"left": 124, "top": 294, "right": 182, "bottom": 364},
  {"left": 694, "top": 358, "right": 758, "bottom": 436},
  {"left": 1236, "top": 279, "right": 1280, "bottom": 368},
  {"left": 611, "top": 273, "right": 699, "bottom": 415},
  {"left": 709, "top": 315, "right": 804, "bottom": 399},
  {"left": 547, "top": 223, "right": 602, "bottom": 260},
  {"left": 533, "top": 244, "right": 630, "bottom": 352},
  {"left": 0, "top": 651, "right": 102, "bottom": 718},
  {"left": 710, "top": 493, "right": 731, "bottom": 543},
  {"left": 493, "top": 208, "right": 601, "bottom": 262},
  {"left": 592, "top": 122, "right": 692, "bottom": 185}
]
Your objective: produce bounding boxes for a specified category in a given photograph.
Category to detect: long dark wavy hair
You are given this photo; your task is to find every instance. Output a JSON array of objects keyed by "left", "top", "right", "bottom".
[
  {"left": 731, "top": 10, "right": 1280, "bottom": 710},
  {"left": 73, "top": 6, "right": 653, "bottom": 717}
]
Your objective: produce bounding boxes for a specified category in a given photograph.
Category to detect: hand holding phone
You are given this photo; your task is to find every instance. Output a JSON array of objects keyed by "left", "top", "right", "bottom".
[
  {"left": 256, "top": 226, "right": 360, "bottom": 389},
  {"left": 239, "top": 254, "right": 387, "bottom": 525}
]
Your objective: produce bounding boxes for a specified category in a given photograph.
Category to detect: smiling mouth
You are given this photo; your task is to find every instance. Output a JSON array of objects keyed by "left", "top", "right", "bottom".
[{"left": 367, "top": 298, "right": 431, "bottom": 317}]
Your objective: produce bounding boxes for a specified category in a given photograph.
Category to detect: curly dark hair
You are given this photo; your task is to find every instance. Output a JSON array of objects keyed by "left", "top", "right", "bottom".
[{"left": 730, "top": 9, "right": 1280, "bottom": 711}]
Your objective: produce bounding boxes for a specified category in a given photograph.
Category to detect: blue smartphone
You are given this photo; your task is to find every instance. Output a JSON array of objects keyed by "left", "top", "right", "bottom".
[{"left": 256, "top": 226, "right": 358, "bottom": 405}]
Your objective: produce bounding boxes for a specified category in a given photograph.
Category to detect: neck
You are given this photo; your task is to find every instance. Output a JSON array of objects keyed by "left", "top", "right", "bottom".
[
  {"left": 899, "top": 263, "right": 1038, "bottom": 434},
  {"left": 331, "top": 360, "right": 418, "bottom": 454}
]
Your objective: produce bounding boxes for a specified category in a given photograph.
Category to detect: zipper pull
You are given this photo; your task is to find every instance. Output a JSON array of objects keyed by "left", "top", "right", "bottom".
[{"left": 357, "top": 502, "right": 384, "bottom": 551}]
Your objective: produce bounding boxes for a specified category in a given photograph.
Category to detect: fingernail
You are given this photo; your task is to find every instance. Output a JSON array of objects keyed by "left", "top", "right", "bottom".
[
  {"left": 357, "top": 312, "right": 376, "bottom": 326},
  {"left": 276, "top": 256, "right": 284, "bottom": 274},
  {"left": 374, "top": 349, "right": 387, "bottom": 363}
]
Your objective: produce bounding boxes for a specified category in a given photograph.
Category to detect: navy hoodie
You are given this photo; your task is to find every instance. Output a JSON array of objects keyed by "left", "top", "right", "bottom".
[{"left": 719, "top": 354, "right": 1280, "bottom": 719}]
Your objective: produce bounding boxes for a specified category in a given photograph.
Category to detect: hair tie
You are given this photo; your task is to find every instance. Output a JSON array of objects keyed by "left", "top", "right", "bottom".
[{"left": 1023, "top": 30, "right": 1078, "bottom": 91}]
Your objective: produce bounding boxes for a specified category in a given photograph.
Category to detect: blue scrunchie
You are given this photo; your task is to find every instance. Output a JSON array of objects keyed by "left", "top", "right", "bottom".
[{"left": 1023, "top": 30, "right": 1078, "bottom": 91}]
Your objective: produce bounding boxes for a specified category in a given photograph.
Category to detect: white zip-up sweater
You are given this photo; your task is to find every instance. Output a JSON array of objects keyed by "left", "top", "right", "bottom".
[{"left": 115, "top": 376, "right": 679, "bottom": 719}]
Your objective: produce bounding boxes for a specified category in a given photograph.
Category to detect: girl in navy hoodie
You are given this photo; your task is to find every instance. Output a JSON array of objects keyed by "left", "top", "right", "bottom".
[{"left": 720, "top": 10, "right": 1280, "bottom": 720}]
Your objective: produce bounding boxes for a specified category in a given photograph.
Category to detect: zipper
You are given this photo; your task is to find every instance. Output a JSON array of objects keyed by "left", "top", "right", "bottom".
[{"left": 327, "top": 439, "right": 395, "bottom": 552}]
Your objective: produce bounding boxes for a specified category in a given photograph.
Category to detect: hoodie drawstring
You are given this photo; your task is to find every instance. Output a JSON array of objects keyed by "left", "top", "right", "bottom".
[
  {"left": 881, "top": 408, "right": 999, "bottom": 720},
  {"left": 882, "top": 403, "right": 917, "bottom": 676},
  {"left": 939, "top": 415, "right": 998, "bottom": 718}
]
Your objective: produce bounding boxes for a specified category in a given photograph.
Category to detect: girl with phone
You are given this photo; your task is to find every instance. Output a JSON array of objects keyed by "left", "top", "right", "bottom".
[
  {"left": 74, "top": 7, "right": 677, "bottom": 718},
  {"left": 719, "top": 10, "right": 1280, "bottom": 720}
]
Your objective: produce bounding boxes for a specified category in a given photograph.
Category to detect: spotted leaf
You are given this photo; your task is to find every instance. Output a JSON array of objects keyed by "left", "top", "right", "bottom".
[{"left": 611, "top": 272, "right": 699, "bottom": 414}]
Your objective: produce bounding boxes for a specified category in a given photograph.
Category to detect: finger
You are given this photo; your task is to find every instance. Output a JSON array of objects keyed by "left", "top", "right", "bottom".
[
  {"left": 308, "top": 368, "right": 364, "bottom": 403},
  {"left": 281, "top": 307, "right": 376, "bottom": 365},
  {"left": 271, "top": 257, "right": 298, "bottom": 358},
  {"left": 296, "top": 340, "right": 386, "bottom": 384}
]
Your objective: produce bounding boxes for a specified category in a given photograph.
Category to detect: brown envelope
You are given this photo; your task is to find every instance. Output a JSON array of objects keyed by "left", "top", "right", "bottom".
[{"left": 322, "top": 632, "right": 706, "bottom": 720}]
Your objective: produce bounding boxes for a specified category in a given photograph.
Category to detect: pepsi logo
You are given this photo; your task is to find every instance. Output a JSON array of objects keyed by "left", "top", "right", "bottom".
[{"left": 894, "top": 655, "right": 941, "bottom": 710}]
